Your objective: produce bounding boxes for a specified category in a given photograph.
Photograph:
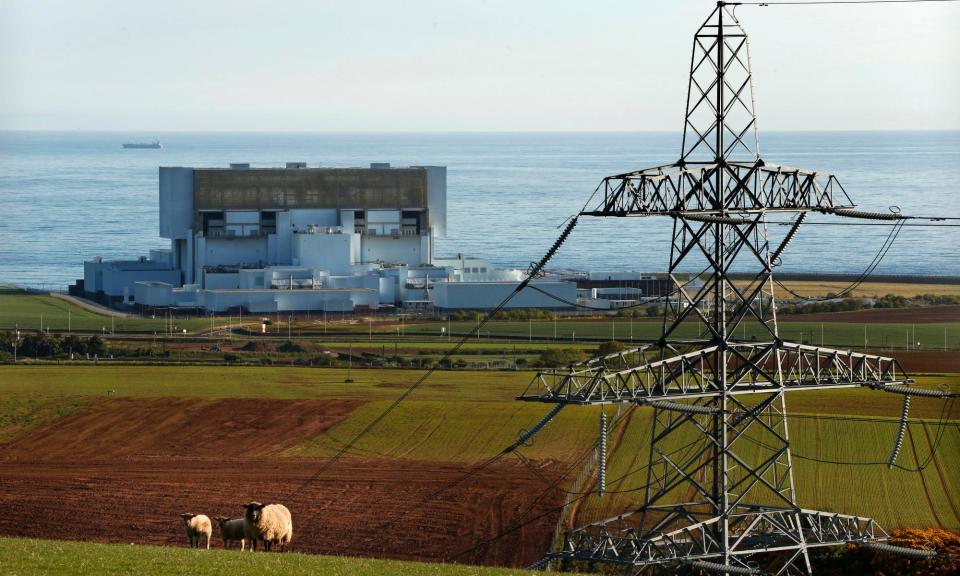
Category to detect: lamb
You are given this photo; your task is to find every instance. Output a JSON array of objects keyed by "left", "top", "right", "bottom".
[
  {"left": 215, "top": 516, "right": 247, "bottom": 550},
  {"left": 242, "top": 501, "right": 293, "bottom": 552},
  {"left": 179, "top": 513, "right": 212, "bottom": 549}
]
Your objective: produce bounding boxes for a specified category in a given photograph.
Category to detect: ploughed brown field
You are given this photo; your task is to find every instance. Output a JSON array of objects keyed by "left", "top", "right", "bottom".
[
  {"left": 0, "top": 398, "right": 563, "bottom": 566},
  {"left": 895, "top": 351, "right": 960, "bottom": 373}
]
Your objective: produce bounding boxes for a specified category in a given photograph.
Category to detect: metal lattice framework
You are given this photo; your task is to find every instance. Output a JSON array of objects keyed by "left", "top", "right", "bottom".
[{"left": 519, "top": 3, "right": 915, "bottom": 574}]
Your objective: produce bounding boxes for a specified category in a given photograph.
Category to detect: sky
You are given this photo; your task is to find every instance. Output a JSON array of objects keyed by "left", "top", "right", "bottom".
[{"left": 1, "top": 0, "right": 958, "bottom": 132}]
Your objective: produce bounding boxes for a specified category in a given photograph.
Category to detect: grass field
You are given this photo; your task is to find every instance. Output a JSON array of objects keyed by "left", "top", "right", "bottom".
[
  {"left": 0, "top": 538, "right": 546, "bottom": 576},
  {"left": 0, "top": 288, "right": 208, "bottom": 333}
]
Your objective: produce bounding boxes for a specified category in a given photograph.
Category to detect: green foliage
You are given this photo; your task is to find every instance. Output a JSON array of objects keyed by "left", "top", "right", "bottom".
[
  {"left": 538, "top": 347, "right": 586, "bottom": 367},
  {"left": 810, "top": 529, "right": 960, "bottom": 576},
  {"left": 223, "top": 353, "right": 240, "bottom": 364},
  {"left": 447, "top": 308, "right": 556, "bottom": 322},
  {"left": 614, "top": 306, "right": 662, "bottom": 318},
  {"left": 778, "top": 293, "right": 960, "bottom": 315},
  {"left": 916, "top": 294, "right": 960, "bottom": 306},
  {"left": 0, "top": 332, "right": 107, "bottom": 358},
  {"left": 778, "top": 298, "right": 867, "bottom": 315},
  {"left": 873, "top": 294, "right": 911, "bottom": 309},
  {"left": 597, "top": 340, "right": 626, "bottom": 356},
  {"left": 85, "top": 335, "right": 107, "bottom": 356},
  {"left": 277, "top": 340, "right": 305, "bottom": 353},
  {"left": 311, "top": 354, "right": 337, "bottom": 367}
]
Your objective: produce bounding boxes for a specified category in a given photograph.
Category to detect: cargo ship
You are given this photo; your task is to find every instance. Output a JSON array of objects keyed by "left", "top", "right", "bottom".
[{"left": 122, "top": 140, "right": 162, "bottom": 149}]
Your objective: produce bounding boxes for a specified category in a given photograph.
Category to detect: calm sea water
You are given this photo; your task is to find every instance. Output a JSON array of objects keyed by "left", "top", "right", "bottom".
[{"left": 0, "top": 131, "right": 958, "bottom": 290}]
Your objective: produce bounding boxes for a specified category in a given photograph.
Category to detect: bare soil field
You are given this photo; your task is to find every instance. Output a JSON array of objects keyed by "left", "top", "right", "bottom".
[
  {"left": 892, "top": 351, "right": 960, "bottom": 373},
  {"left": 1, "top": 398, "right": 362, "bottom": 461},
  {"left": 781, "top": 306, "right": 960, "bottom": 324},
  {"left": 0, "top": 398, "right": 562, "bottom": 567}
]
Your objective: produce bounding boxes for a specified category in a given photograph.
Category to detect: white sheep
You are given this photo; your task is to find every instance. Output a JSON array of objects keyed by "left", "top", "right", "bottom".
[
  {"left": 215, "top": 516, "right": 247, "bottom": 550},
  {"left": 179, "top": 513, "right": 212, "bottom": 549},
  {"left": 242, "top": 502, "right": 293, "bottom": 552}
]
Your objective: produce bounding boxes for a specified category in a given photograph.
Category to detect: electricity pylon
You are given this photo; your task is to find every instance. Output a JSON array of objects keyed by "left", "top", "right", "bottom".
[{"left": 520, "top": 3, "right": 913, "bottom": 574}]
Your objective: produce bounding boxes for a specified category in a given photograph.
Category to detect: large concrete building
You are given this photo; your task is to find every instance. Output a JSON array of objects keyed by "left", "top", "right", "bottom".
[{"left": 76, "top": 162, "right": 576, "bottom": 313}]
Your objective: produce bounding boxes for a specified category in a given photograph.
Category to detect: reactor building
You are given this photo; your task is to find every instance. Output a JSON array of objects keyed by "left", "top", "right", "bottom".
[{"left": 74, "top": 162, "right": 584, "bottom": 313}]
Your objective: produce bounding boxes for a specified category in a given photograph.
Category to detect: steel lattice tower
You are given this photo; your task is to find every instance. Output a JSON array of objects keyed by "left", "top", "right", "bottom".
[{"left": 520, "top": 3, "right": 913, "bottom": 574}]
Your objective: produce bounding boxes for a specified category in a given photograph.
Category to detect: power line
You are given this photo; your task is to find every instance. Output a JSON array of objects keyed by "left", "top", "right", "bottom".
[
  {"left": 775, "top": 219, "right": 904, "bottom": 299},
  {"left": 744, "top": 396, "right": 956, "bottom": 471},
  {"left": 772, "top": 221, "right": 960, "bottom": 227}
]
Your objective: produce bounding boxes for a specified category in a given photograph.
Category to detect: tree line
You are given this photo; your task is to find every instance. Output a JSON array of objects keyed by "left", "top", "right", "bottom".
[{"left": 0, "top": 332, "right": 108, "bottom": 358}]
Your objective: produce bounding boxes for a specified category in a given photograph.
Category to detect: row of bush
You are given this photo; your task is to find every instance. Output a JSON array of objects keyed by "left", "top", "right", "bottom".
[
  {"left": 447, "top": 308, "right": 559, "bottom": 322},
  {"left": 612, "top": 294, "right": 959, "bottom": 319},
  {"left": 0, "top": 332, "right": 108, "bottom": 358}
]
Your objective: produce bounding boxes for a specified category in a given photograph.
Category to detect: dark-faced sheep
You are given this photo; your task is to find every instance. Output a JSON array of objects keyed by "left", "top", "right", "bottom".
[
  {"left": 242, "top": 502, "right": 293, "bottom": 551},
  {"left": 215, "top": 516, "right": 247, "bottom": 550},
  {"left": 179, "top": 513, "right": 212, "bottom": 549}
]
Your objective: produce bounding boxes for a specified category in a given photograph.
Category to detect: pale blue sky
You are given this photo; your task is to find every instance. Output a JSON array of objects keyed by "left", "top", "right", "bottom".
[{"left": 1, "top": 0, "right": 958, "bottom": 131}]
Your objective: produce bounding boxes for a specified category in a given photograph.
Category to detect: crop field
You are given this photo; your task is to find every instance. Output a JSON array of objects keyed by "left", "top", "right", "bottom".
[
  {"left": 759, "top": 280, "right": 960, "bottom": 299},
  {"left": 0, "top": 364, "right": 957, "bottom": 566},
  {"left": 0, "top": 538, "right": 550, "bottom": 576}
]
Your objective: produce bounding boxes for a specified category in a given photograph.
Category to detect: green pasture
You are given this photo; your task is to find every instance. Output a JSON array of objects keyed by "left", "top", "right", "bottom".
[
  {"left": 0, "top": 538, "right": 545, "bottom": 576},
  {"left": 0, "top": 288, "right": 207, "bottom": 333},
  {"left": 573, "top": 405, "right": 960, "bottom": 533}
]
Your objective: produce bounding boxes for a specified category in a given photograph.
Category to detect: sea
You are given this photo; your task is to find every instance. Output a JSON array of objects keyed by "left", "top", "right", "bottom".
[{"left": 0, "top": 131, "right": 958, "bottom": 291}]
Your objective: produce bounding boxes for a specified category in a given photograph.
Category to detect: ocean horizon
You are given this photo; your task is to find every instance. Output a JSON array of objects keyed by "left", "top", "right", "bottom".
[{"left": 1, "top": 129, "right": 958, "bottom": 290}]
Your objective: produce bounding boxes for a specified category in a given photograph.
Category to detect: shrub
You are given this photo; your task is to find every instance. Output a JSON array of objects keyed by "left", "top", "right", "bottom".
[
  {"left": 598, "top": 340, "right": 626, "bottom": 356},
  {"left": 223, "top": 353, "right": 240, "bottom": 363},
  {"left": 538, "top": 348, "right": 586, "bottom": 368},
  {"left": 811, "top": 528, "right": 959, "bottom": 576},
  {"left": 86, "top": 335, "right": 108, "bottom": 356},
  {"left": 277, "top": 340, "right": 305, "bottom": 353},
  {"left": 241, "top": 340, "right": 275, "bottom": 352}
]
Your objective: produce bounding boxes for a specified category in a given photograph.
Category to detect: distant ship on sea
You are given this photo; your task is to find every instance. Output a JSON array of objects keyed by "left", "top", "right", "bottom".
[{"left": 122, "top": 140, "right": 162, "bottom": 149}]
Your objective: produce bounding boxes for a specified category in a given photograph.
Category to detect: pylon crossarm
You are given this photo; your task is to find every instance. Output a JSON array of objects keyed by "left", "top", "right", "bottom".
[
  {"left": 796, "top": 509, "right": 888, "bottom": 546},
  {"left": 518, "top": 343, "right": 910, "bottom": 404},
  {"left": 583, "top": 163, "right": 853, "bottom": 216},
  {"left": 553, "top": 509, "right": 886, "bottom": 565},
  {"left": 574, "top": 344, "right": 652, "bottom": 368}
]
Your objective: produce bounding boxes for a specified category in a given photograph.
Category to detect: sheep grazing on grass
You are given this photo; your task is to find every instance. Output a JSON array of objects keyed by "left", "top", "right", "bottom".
[
  {"left": 215, "top": 516, "right": 247, "bottom": 550},
  {"left": 179, "top": 513, "right": 212, "bottom": 549},
  {"left": 242, "top": 501, "right": 293, "bottom": 552}
]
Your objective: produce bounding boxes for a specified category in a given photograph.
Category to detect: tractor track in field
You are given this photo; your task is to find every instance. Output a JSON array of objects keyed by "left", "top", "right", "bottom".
[
  {"left": 921, "top": 422, "right": 960, "bottom": 526},
  {"left": 566, "top": 405, "right": 637, "bottom": 529},
  {"left": 906, "top": 424, "right": 945, "bottom": 529}
]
